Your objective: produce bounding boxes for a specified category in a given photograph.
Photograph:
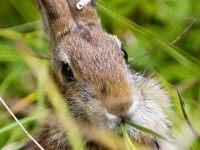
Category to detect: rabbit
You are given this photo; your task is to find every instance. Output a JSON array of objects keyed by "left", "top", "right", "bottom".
[{"left": 24, "top": 0, "right": 175, "bottom": 149}]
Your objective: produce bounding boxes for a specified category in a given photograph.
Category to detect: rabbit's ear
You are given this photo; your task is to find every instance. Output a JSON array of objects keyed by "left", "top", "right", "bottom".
[
  {"left": 36, "top": 0, "right": 76, "bottom": 42},
  {"left": 67, "top": 0, "right": 100, "bottom": 27}
]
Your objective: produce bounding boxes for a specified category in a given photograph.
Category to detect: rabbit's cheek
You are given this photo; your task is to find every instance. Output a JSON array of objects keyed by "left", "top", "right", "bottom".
[{"left": 82, "top": 99, "right": 108, "bottom": 126}]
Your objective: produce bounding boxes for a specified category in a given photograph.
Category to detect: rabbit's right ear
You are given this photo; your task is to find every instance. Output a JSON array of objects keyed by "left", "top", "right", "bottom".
[
  {"left": 36, "top": 0, "right": 76, "bottom": 42},
  {"left": 67, "top": 0, "right": 100, "bottom": 27}
]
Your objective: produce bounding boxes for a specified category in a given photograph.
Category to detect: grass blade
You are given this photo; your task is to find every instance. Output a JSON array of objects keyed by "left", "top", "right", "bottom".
[
  {"left": 0, "top": 96, "right": 44, "bottom": 150},
  {"left": 125, "top": 119, "right": 168, "bottom": 141},
  {"left": 120, "top": 123, "right": 136, "bottom": 150},
  {"left": 0, "top": 116, "right": 36, "bottom": 135},
  {"left": 0, "top": 67, "right": 24, "bottom": 96}
]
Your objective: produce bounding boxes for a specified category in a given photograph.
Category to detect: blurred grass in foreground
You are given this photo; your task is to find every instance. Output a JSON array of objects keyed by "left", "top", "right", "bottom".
[{"left": 0, "top": 0, "right": 200, "bottom": 149}]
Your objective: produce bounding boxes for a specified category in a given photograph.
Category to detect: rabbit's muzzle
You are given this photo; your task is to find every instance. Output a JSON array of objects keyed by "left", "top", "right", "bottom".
[
  {"left": 99, "top": 83, "right": 134, "bottom": 116},
  {"left": 104, "top": 100, "right": 132, "bottom": 116}
]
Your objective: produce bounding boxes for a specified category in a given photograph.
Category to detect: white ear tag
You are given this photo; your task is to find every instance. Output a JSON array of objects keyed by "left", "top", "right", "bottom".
[{"left": 76, "top": 0, "right": 92, "bottom": 10}]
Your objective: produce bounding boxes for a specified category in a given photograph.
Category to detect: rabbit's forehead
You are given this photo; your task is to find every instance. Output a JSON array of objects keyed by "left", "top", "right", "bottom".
[
  {"left": 56, "top": 28, "right": 128, "bottom": 81},
  {"left": 70, "top": 43, "right": 128, "bottom": 83},
  {"left": 57, "top": 28, "right": 123, "bottom": 63},
  {"left": 68, "top": 33, "right": 125, "bottom": 72}
]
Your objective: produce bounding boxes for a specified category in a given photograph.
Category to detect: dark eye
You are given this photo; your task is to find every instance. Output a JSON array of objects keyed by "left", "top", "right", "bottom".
[
  {"left": 61, "top": 61, "right": 75, "bottom": 82},
  {"left": 121, "top": 47, "right": 128, "bottom": 63}
]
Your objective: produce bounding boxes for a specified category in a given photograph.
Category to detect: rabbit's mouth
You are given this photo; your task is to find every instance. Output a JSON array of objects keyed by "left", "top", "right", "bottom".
[
  {"left": 106, "top": 113, "right": 122, "bottom": 130},
  {"left": 106, "top": 112, "right": 131, "bottom": 133},
  {"left": 106, "top": 111, "right": 163, "bottom": 147}
]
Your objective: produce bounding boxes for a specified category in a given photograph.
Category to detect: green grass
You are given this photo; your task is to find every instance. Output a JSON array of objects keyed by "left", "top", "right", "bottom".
[{"left": 0, "top": 0, "right": 200, "bottom": 149}]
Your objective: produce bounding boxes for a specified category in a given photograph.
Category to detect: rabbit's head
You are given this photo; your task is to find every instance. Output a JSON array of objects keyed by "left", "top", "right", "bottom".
[
  {"left": 38, "top": 0, "right": 134, "bottom": 120},
  {"left": 37, "top": 1, "right": 171, "bottom": 146}
]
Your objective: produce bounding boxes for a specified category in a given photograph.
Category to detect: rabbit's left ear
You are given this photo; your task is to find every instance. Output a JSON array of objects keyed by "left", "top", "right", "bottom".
[
  {"left": 36, "top": 0, "right": 76, "bottom": 42},
  {"left": 67, "top": 0, "right": 100, "bottom": 27}
]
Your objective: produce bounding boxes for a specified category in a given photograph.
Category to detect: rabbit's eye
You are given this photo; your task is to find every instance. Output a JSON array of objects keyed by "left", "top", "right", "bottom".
[
  {"left": 61, "top": 61, "right": 75, "bottom": 82},
  {"left": 121, "top": 47, "right": 128, "bottom": 63}
]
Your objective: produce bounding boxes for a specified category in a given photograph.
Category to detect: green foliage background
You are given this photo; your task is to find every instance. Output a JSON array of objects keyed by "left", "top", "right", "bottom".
[{"left": 0, "top": 0, "right": 199, "bottom": 149}]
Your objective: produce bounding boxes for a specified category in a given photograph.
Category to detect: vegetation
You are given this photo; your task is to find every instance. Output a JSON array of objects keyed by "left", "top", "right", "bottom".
[{"left": 0, "top": 0, "right": 199, "bottom": 149}]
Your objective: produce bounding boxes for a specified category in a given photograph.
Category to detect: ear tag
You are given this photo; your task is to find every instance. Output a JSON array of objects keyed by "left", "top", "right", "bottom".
[{"left": 76, "top": 0, "right": 92, "bottom": 10}]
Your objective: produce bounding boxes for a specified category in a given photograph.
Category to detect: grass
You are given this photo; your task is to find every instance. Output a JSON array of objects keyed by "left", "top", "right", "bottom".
[{"left": 0, "top": 0, "right": 200, "bottom": 149}]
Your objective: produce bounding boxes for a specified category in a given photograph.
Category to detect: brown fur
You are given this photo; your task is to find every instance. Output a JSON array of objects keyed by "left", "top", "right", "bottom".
[{"left": 24, "top": 0, "right": 174, "bottom": 149}]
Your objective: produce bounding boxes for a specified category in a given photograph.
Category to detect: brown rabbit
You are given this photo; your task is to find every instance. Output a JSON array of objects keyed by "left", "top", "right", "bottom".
[{"left": 24, "top": 0, "right": 174, "bottom": 149}]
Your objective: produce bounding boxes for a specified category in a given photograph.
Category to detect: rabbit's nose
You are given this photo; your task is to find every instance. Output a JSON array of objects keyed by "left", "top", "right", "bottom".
[{"left": 106, "top": 100, "right": 132, "bottom": 116}]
